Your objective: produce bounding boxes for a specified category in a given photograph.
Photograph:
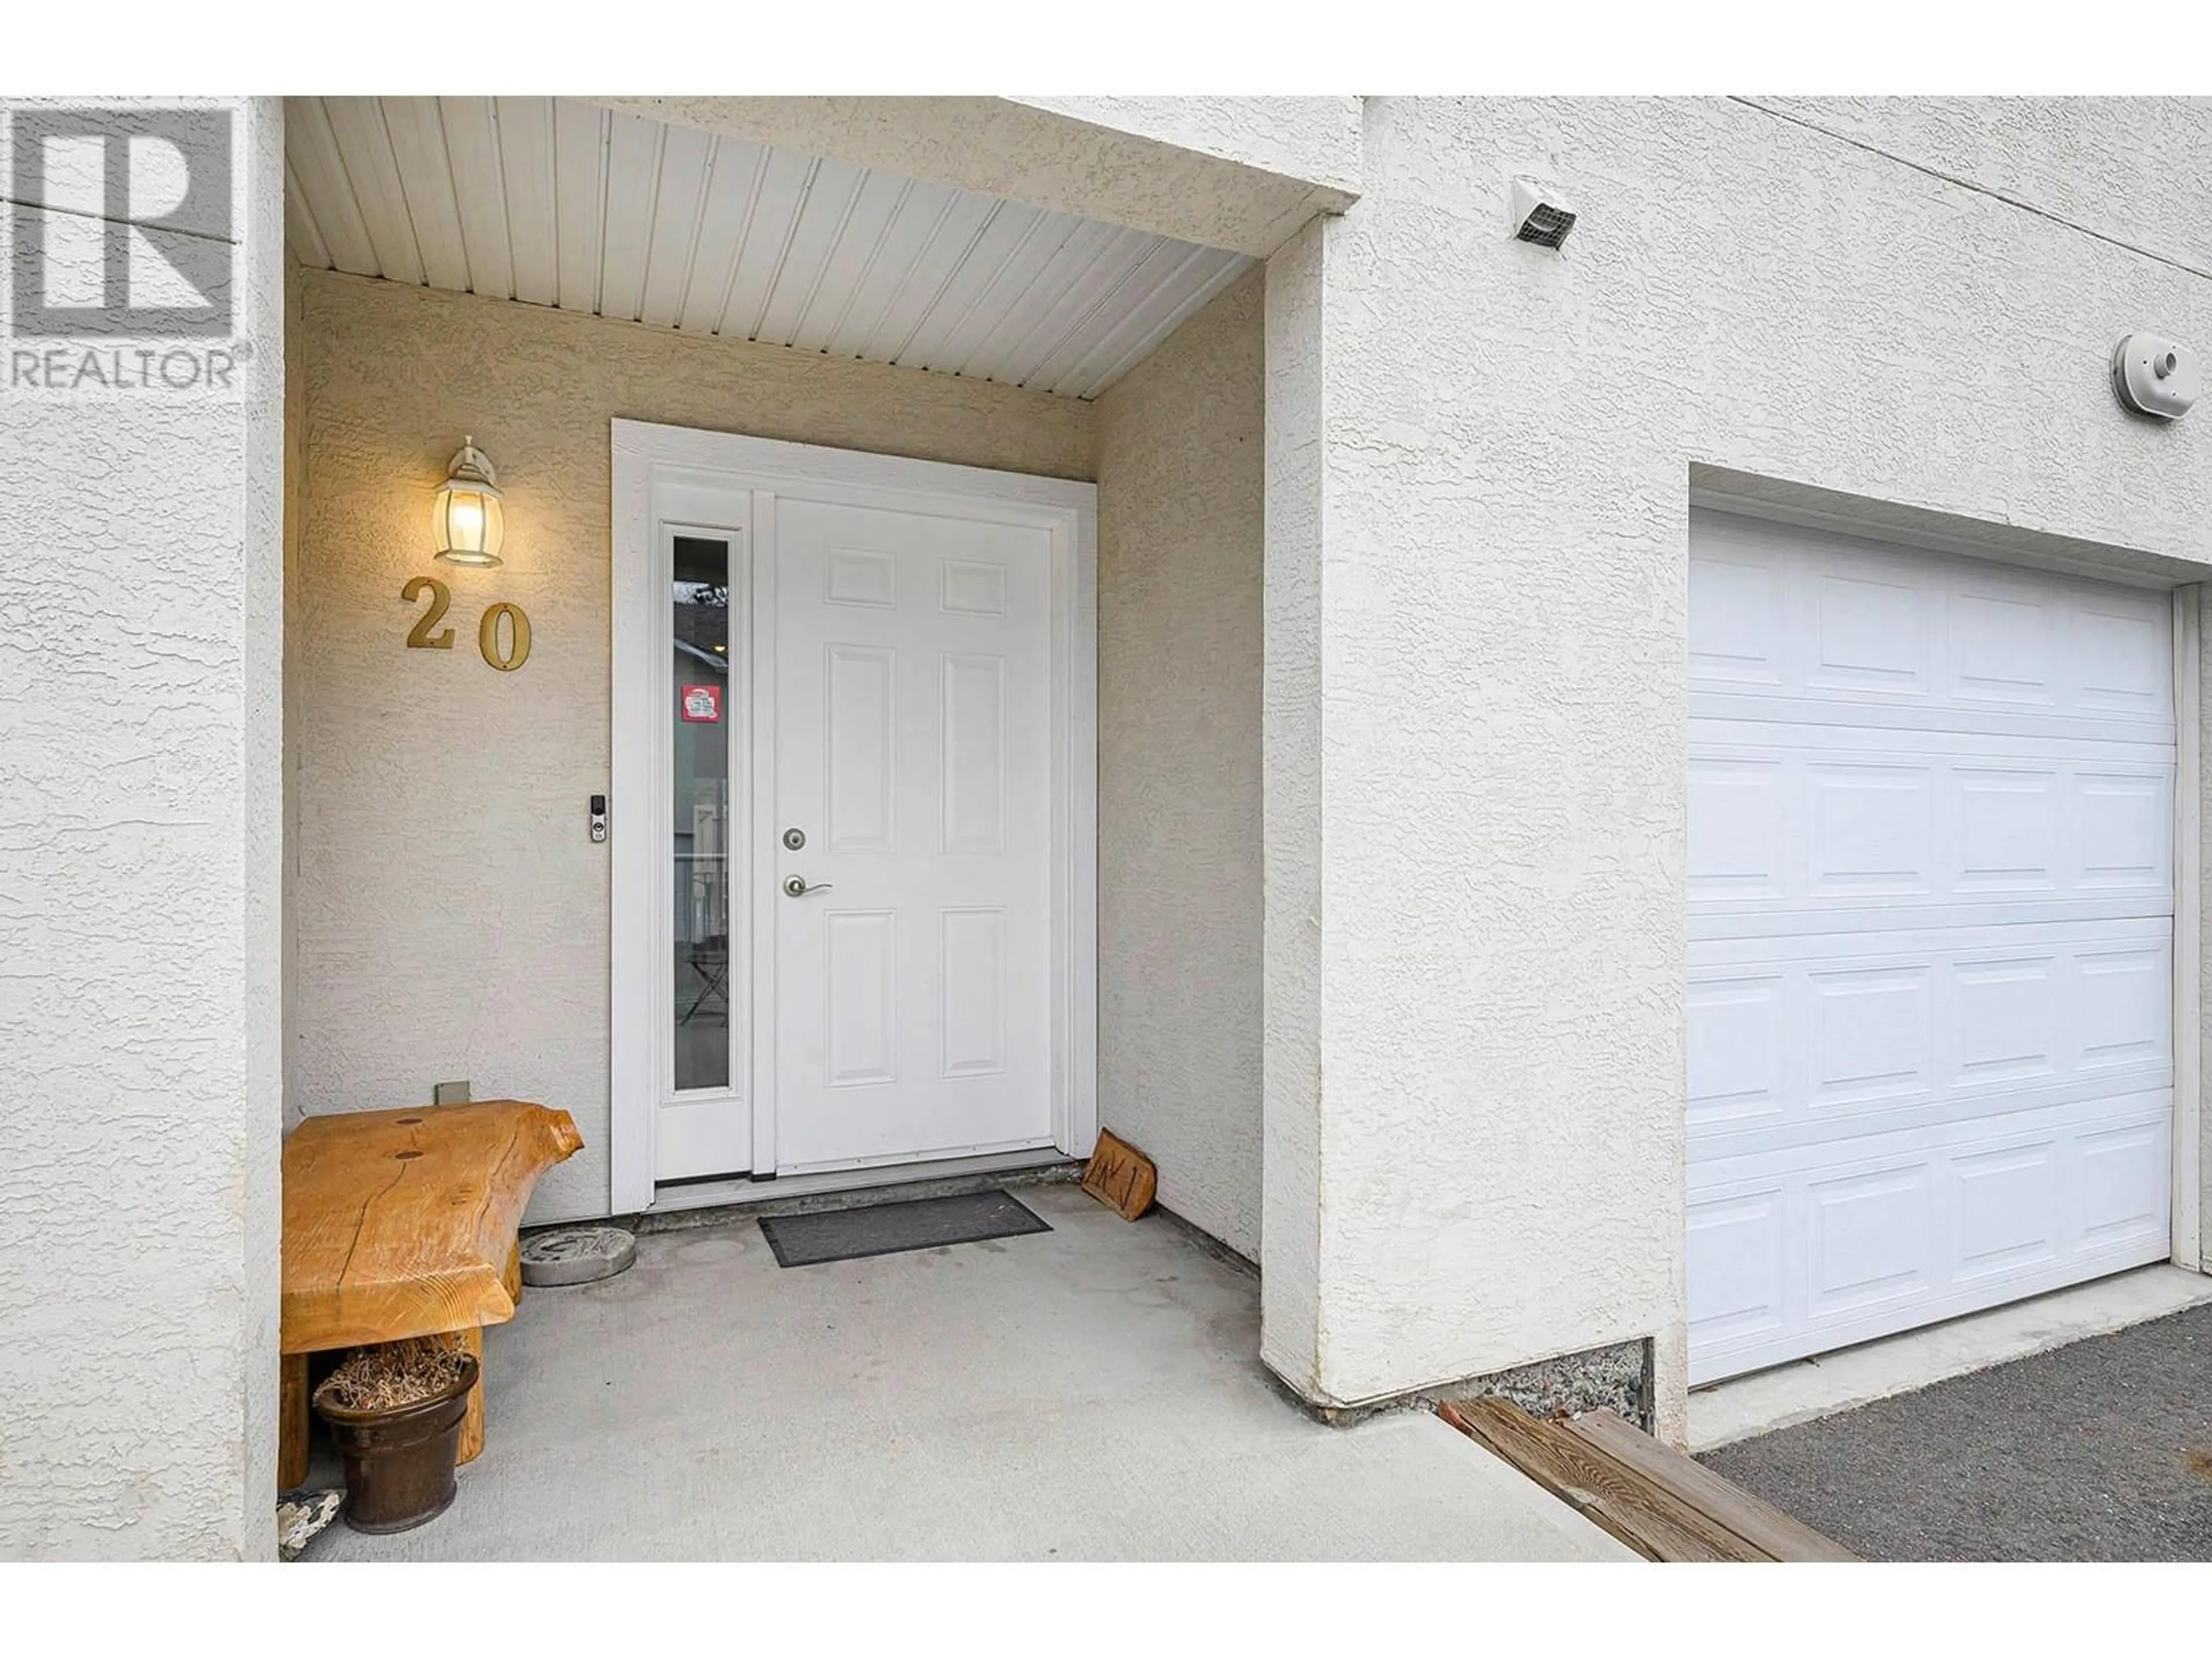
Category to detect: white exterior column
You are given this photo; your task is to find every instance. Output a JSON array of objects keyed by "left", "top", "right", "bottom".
[
  {"left": 1259, "top": 214, "right": 1331, "bottom": 1396},
  {"left": 0, "top": 97, "right": 286, "bottom": 1558},
  {"left": 1259, "top": 182, "right": 1688, "bottom": 1430}
]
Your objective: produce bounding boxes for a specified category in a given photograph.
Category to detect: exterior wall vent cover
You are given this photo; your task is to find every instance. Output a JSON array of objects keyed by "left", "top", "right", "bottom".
[
  {"left": 1515, "top": 203, "right": 1577, "bottom": 248},
  {"left": 1508, "top": 178, "right": 1577, "bottom": 249}
]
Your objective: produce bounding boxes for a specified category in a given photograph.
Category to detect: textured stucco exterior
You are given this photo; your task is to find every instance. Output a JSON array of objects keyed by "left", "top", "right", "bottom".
[
  {"left": 288, "top": 270, "right": 1093, "bottom": 1221},
  {"left": 1754, "top": 97, "right": 2212, "bottom": 274},
  {"left": 1095, "top": 268, "right": 1265, "bottom": 1259},
  {"left": 1259, "top": 214, "right": 1329, "bottom": 1392},
  {"left": 0, "top": 97, "right": 285, "bottom": 1557},
  {"left": 1259, "top": 96, "right": 2212, "bottom": 1437},
  {"left": 282, "top": 256, "right": 306, "bottom": 1132}
]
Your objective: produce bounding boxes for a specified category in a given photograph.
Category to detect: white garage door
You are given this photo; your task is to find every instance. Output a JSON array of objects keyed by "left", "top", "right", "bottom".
[{"left": 1686, "top": 510, "right": 2177, "bottom": 1383}]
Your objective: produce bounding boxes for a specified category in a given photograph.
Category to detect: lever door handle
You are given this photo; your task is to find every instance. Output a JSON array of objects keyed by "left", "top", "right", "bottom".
[{"left": 782, "top": 876, "right": 833, "bottom": 898}]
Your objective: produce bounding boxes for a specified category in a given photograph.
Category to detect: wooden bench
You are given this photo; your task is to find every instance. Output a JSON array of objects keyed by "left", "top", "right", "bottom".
[{"left": 279, "top": 1100, "right": 582, "bottom": 1489}]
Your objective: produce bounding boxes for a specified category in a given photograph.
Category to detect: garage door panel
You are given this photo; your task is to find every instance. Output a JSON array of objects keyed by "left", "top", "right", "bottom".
[
  {"left": 1808, "top": 1164, "right": 1934, "bottom": 1319},
  {"left": 1687, "top": 757, "right": 1786, "bottom": 903},
  {"left": 1694, "top": 720, "right": 2173, "bottom": 761},
  {"left": 1690, "top": 512, "right": 2174, "bottom": 730},
  {"left": 2078, "top": 771, "right": 2171, "bottom": 888},
  {"left": 2077, "top": 944, "right": 2172, "bottom": 1071},
  {"left": 1809, "top": 569, "right": 1930, "bottom": 695},
  {"left": 1690, "top": 923, "right": 2171, "bottom": 1162},
  {"left": 1694, "top": 1074, "right": 2173, "bottom": 1165},
  {"left": 1693, "top": 914, "right": 2172, "bottom": 967},
  {"left": 1688, "top": 552, "right": 1787, "bottom": 686},
  {"left": 1952, "top": 1142, "right": 2061, "bottom": 1281},
  {"left": 1694, "top": 895, "right": 2172, "bottom": 940},
  {"left": 1956, "top": 766, "right": 2061, "bottom": 895},
  {"left": 1953, "top": 953, "right": 2060, "bottom": 1088},
  {"left": 1688, "top": 740, "right": 2171, "bottom": 929},
  {"left": 2074, "top": 600, "right": 2172, "bottom": 716},
  {"left": 1691, "top": 1089, "right": 2172, "bottom": 1190},
  {"left": 1685, "top": 974, "right": 1787, "bottom": 1128},
  {"left": 1952, "top": 586, "right": 2059, "bottom": 708},
  {"left": 1809, "top": 764, "right": 1931, "bottom": 899},
  {"left": 1687, "top": 511, "right": 2175, "bottom": 1383},
  {"left": 2078, "top": 1121, "right": 2170, "bottom": 1248},
  {"left": 1687, "top": 1092, "right": 2171, "bottom": 1380},
  {"left": 1694, "top": 688, "right": 2173, "bottom": 744},
  {"left": 1810, "top": 965, "right": 1931, "bottom": 1108},
  {"left": 1685, "top": 1189, "right": 1791, "bottom": 1349}
]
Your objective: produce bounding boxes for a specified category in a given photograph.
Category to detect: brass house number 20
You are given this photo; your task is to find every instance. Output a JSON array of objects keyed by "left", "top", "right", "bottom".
[{"left": 402, "top": 576, "right": 532, "bottom": 672}]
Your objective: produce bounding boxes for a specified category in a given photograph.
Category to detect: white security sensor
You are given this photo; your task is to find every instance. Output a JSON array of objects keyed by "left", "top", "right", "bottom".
[{"left": 2112, "top": 333, "right": 2199, "bottom": 419}]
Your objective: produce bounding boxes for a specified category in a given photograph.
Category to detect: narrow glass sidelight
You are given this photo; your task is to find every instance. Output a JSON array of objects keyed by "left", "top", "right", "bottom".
[{"left": 672, "top": 535, "right": 731, "bottom": 1092}]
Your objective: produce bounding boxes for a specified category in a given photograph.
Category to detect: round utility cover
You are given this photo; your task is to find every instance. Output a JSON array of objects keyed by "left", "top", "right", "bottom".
[{"left": 519, "top": 1225, "right": 637, "bottom": 1287}]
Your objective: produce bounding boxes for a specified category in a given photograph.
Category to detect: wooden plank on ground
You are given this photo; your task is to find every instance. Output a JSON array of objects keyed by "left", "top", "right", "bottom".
[
  {"left": 1438, "top": 1397, "right": 1764, "bottom": 1562},
  {"left": 1566, "top": 1409, "right": 1859, "bottom": 1562}
]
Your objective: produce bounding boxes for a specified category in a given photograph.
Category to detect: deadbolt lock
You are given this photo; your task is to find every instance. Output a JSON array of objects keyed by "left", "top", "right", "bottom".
[{"left": 782, "top": 827, "right": 806, "bottom": 851}]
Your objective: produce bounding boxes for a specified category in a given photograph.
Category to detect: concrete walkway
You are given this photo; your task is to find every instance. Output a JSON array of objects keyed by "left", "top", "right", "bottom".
[{"left": 306, "top": 1185, "right": 1629, "bottom": 1561}]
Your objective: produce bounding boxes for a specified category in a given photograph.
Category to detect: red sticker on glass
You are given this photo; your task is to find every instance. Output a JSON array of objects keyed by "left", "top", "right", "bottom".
[{"left": 680, "top": 684, "right": 722, "bottom": 723}]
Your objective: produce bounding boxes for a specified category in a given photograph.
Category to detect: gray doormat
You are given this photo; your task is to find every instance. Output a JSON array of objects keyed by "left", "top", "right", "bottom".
[{"left": 757, "top": 1189, "right": 1050, "bottom": 1268}]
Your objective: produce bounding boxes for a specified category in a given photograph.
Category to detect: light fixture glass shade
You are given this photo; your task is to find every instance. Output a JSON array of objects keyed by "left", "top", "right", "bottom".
[{"left": 433, "top": 436, "right": 505, "bottom": 567}]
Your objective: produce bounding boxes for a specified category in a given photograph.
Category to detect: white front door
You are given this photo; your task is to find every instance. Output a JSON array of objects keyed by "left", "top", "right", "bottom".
[
  {"left": 609, "top": 424, "right": 1096, "bottom": 1209},
  {"left": 1686, "top": 508, "right": 2177, "bottom": 1383},
  {"left": 767, "top": 497, "right": 1056, "bottom": 1172}
]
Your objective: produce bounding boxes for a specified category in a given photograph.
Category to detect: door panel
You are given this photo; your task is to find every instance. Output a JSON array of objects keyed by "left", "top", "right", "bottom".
[{"left": 771, "top": 497, "right": 1055, "bottom": 1171}]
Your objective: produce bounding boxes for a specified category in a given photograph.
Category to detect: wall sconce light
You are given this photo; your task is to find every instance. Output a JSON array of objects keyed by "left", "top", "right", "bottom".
[{"left": 432, "top": 435, "right": 505, "bottom": 567}]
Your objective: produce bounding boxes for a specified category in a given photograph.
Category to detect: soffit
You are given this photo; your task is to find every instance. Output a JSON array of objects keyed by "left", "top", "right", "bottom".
[{"left": 284, "top": 96, "right": 1254, "bottom": 400}]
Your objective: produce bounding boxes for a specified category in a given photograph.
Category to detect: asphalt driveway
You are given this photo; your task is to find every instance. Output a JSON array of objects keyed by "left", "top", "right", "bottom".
[{"left": 1700, "top": 1304, "right": 2212, "bottom": 1561}]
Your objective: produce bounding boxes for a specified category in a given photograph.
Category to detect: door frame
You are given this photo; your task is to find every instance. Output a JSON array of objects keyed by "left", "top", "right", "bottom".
[{"left": 610, "top": 421, "right": 1099, "bottom": 1213}]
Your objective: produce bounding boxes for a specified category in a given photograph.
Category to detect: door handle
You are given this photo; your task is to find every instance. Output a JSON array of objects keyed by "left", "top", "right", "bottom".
[{"left": 782, "top": 876, "right": 833, "bottom": 899}]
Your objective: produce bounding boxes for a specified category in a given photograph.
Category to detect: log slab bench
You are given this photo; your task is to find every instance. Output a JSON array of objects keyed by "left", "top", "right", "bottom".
[{"left": 279, "top": 1100, "right": 582, "bottom": 1490}]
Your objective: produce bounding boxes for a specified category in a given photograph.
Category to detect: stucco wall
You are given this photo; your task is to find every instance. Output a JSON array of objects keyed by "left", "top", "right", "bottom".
[
  {"left": 1755, "top": 97, "right": 2212, "bottom": 272},
  {"left": 0, "top": 97, "right": 285, "bottom": 1558},
  {"left": 1262, "top": 97, "right": 2212, "bottom": 1432},
  {"left": 1259, "top": 216, "right": 1329, "bottom": 1387},
  {"left": 1012, "top": 96, "right": 1363, "bottom": 200},
  {"left": 1094, "top": 268, "right": 1265, "bottom": 1259},
  {"left": 282, "top": 258, "right": 305, "bottom": 1132},
  {"left": 289, "top": 270, "right": 1093, "bottom": 1220}
]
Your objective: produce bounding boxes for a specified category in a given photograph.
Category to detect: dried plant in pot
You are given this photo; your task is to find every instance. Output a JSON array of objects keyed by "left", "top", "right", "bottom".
[{"left": 312, "top": 1335, "right": 480, "bottom": 1533}]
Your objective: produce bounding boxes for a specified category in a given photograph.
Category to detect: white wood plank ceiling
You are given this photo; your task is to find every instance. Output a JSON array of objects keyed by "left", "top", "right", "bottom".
[{"left": 284, "top": 96, "right": 1253, "bottom": 400}]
